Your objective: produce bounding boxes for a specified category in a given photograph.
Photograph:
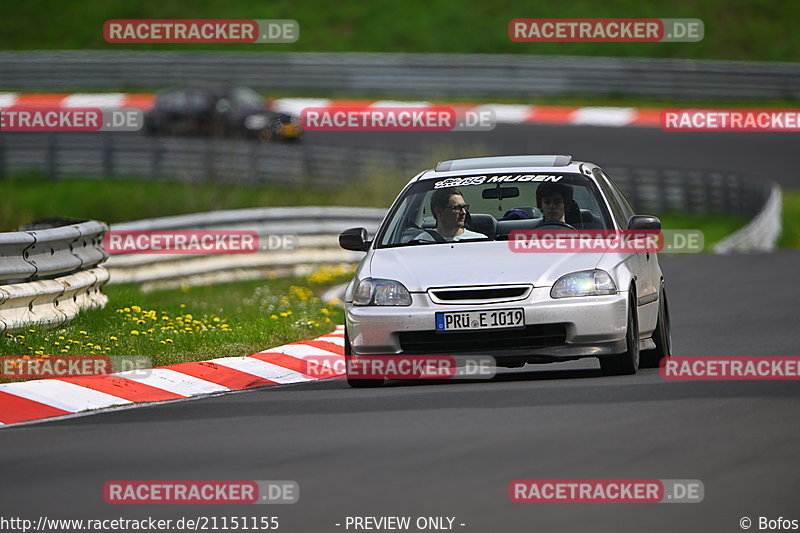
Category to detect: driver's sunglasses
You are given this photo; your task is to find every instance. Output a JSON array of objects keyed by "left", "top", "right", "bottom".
[{"left": 444, "top": 204, "right": 470, "bottom": 212}]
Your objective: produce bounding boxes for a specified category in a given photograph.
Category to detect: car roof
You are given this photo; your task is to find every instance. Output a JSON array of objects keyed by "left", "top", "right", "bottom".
[{"left": 411, "top": 155, "right": 601, "bottom": 183}]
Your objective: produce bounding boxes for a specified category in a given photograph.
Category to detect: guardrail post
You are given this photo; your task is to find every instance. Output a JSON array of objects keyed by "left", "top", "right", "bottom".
[
  {"left": 205, "top": 138, "right": 214, "bottom": 182},
  {"left": 150, "top": 138, "right": 162, "bottom": 179},
  {"left": 102, "top": 133, "right": 113, "bottom": 177},
  {"left": 45, "top": 133, "right": 58, "bottom": 180},
  {"left": 626, "top": 170, "right": 641, "bottom": 212},
  {"left": 703, "top": 172, "right": 717, "bottom": 214},
  {"left": 301, "top": 141, "right": 315, "bottom": 181},
  {"left": 0, "top": 133, "right": 6, "bottom": 179}
]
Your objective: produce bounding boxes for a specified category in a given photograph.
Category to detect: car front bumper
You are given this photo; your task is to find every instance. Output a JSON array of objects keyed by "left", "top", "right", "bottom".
[{"left": 346, "top": 288, "right": 629, "bottom": 362}]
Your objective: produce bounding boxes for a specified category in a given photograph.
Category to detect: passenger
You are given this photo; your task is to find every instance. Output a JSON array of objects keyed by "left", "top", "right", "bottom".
[{"left": 416, "top": 188, "right": 485, "bottom": 241}]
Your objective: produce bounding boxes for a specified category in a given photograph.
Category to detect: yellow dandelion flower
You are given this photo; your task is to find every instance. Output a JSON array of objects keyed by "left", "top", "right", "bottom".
[
  {"left": 270, "top": 315, "right": 278, "bottom": 320},
  {"left": 110, "top": 336, "right": 117, "bottom": 341},
  {"left": 179, "top": 304, "right": 186, "bottom": 308},
  {"left": 131, "top": 330, "right": 140, "bottom": 335}
]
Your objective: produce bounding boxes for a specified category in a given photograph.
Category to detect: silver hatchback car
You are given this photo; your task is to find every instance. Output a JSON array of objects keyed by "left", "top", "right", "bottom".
[{"left": 339, "top": 155, "right": 671, "bottom": 387}]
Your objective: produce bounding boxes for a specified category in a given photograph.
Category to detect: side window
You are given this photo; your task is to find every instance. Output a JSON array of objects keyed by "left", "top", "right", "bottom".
[
  {"left": 593, "top": 169, "right": 628, "bottom": 229},
  {"left": 601, "top": 170, "right": 636, "bottom": 219}
]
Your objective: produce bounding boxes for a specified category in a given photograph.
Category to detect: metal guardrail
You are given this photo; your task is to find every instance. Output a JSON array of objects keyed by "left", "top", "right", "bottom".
[
  {"left": 714, "top": 184, "right": 783, "bottom": 253},
  {"left": 603, "top": 166, "right": 772, "bottom": 218},
  {"left": 1, "top": 51, "right": 799, "bottom": 99},
  {"left": 0, "top": 268, "right": 109, "bottom": 332},
  {"left": 0, "top": 220, "right": 109, "bottom": 284},
  {"left": 106, "top": 207, "right": 384, "bottom": 287},
  {"left": 0, "top": 133, "right": 776, "bottom": 222},
  {"left": 0, "top": 220, "right": 110, "bottom": 332},
  {"left": 0, "top": 133, "right": 426, "bottom": 186}
]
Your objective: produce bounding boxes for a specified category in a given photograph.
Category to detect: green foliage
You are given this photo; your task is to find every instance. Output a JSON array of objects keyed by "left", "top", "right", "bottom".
[{"left": 0, "top": 0, "right": 797, "bottom": 61}]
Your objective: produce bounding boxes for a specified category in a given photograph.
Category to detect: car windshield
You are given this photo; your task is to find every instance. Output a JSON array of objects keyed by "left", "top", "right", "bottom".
[
  {"left": 157, "top": 90, "right": 211, "bottom": 112},
  {"left": 377, "top": 172, "right": 612, "bottom": 248}
]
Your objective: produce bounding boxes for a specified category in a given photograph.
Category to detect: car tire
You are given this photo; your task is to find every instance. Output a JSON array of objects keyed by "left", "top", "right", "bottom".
[
  {"left": 344, "top": 327, "right": 384, "bottom": 388},
  {"left": 599, "top": 295, "right": 639, "bottom": 375},
  {"left": 640, "top": 285, "right": 672, "bottom": 368}
]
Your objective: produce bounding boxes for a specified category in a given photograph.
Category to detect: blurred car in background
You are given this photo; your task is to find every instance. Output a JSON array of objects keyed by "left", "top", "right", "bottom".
[{"left": 143, "top": 86, "right": 303, "bottom": 141}]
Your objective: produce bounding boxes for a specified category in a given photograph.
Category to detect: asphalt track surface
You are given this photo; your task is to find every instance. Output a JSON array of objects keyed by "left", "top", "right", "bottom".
[{"left": 1, "top": 125, "right": 799, "bottom": 532}]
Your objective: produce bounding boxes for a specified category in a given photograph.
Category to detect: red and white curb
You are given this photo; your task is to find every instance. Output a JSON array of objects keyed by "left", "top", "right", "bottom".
[
  {"left": 0, "top": 92, "right": 662, "bottom": 127},
  {"left": 0, "top": 326, "right": 345, "bottom": 427}
]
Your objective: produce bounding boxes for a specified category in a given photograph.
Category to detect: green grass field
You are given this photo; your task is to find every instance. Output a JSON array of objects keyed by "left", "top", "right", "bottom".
[
  {"left": 1, "top": 0, "right": 798, "bottom": 61},
  {"left": 778, "top": 190, "right": 800, "bottom": 248},
  {"left": 0, "top": 266, "right": 351, "bottom": 381}
]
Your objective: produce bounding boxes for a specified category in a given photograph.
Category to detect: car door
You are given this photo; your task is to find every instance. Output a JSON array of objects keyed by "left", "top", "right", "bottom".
[{"left": 597, "top": 169, "right": 660, "bottom": 335}]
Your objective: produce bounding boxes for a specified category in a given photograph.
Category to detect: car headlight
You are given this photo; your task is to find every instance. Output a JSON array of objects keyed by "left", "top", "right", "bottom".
[
  {"left": 550, "top": 269, "right": 617, "bottom": 299},
  {"left": 353, "top": 278, "right": 412, "bottom": 306}
]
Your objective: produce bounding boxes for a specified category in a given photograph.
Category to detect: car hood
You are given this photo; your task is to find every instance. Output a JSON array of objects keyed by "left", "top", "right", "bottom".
[{"left": 368, "top": 241, "right": 606, "bottom": 291}]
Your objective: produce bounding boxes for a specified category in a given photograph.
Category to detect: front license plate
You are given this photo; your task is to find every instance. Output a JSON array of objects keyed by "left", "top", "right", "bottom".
[{"left": 435, "top": 308, "right": 525, "bottom": 332}]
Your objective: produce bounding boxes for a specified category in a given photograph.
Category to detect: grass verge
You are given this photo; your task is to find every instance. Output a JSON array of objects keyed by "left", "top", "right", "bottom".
[
  {"left": 656, "top": 212, "right": 750, "bottom": 251},
  {"left": 0, "top": 265, "right": 352, "bottom": 382},
  {"left": 1, "top": 0, "right": 798, "bottom": 62},
  {"left": 0, "top": 174, "right": 409, "bottom": 231},
  {"left": 778, "top": 190, "right": 800, "bottom": 249}
]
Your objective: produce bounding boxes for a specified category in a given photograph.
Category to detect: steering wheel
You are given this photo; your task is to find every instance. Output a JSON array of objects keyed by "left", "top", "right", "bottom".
[{"left": 534, "top": 221, "right": 578, "bottom": 231}]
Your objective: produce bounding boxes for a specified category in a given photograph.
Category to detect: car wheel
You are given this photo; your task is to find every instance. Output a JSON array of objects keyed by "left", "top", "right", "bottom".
[
  {"left": 640, "top": 285, "right": 672, "bottom": 368},
  {"left": 599, "top": 295, "right": 639, "bottom": 375},
  {"left": 344, "top": 327, "right": 384, "bottom": 388}
]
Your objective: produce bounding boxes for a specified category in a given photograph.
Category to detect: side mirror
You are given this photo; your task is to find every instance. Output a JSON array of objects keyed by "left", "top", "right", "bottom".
[
  {"left": 628, "top": 215, "right": 661, "bottom": 231},
  {"left": 339, "top": 227, "right": 370, "bottom": 251}
]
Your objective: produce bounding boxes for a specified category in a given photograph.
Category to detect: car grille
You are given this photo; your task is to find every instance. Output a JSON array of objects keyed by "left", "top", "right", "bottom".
[
  {"left": 399, "top": 324, "right": 567, "bottom": 354},
  {"left": 428, "top": 285, "right": 532, "bottom": 304}
]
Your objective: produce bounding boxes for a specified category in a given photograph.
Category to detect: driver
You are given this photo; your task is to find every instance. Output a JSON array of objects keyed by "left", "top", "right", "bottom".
[
  {"left": 416, "top": 187, "right": 485, "bottom": 241},
  {"left": 535, "top": 182, "right": 573, "bottom": 224}
]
